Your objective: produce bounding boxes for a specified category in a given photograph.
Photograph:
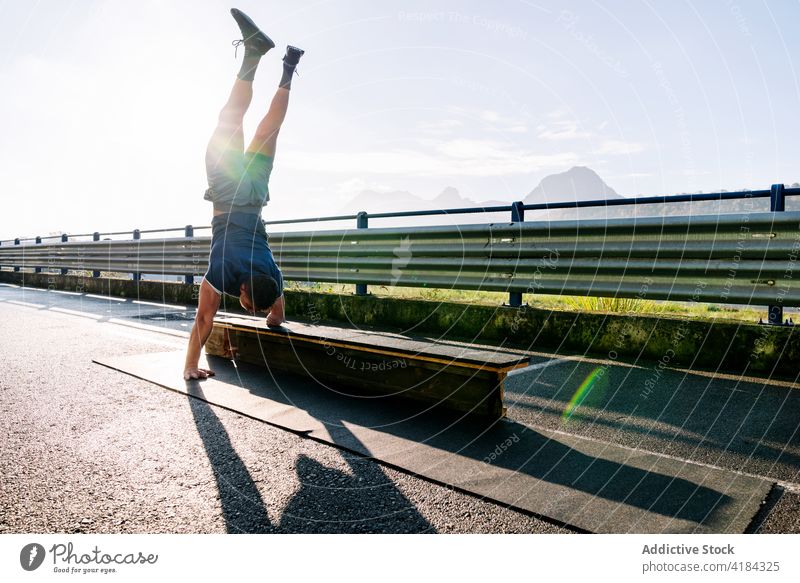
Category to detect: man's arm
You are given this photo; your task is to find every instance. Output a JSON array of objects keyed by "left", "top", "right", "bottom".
[
  {"left": 184, "top": 279, "right": 222, "bottom": 380},
  {"left": 266, "top": 294, "right": 285, "bottom": 327}
]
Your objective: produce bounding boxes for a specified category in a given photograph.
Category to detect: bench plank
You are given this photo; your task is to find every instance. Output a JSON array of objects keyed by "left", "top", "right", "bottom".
[{"left": 206, "top": 315, "right": 530, "bottom": 419}]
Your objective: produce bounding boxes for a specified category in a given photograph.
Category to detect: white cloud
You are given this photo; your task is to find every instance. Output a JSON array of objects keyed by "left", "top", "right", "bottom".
[
  {"left": 334, "top": 177, "right": 395, "bottom": 199},
  {"left": 416, "top": 119, "right": 464, "bottom": 134},
  {"left": 282, "top": 139, "right": 577, "bottom": 177},
  {"left": 537, "top": 120, "right": 592, "bottom": 140},
  {"left": 506, "top": 125, "right": 528, "bottom": 134},
  {"left": 444, "top": 106, "right": 530, "bottom": 134},
  {"left": 416, "top": 112, "right": 528, "bottom": 135},
  {"left": 546, "top": 107, "right": 570, "bottom": 119},
  {"left": 607, "top": 172, "right": 653, "bottom": 179},
  {"left": 436, "top": 138, "right": 506, "bottom": 159},
  {"left": 593, "top": 140, "right": 645, "bottom": 155}
]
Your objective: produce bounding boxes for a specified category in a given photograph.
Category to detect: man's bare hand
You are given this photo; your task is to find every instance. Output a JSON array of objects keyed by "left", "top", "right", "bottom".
[
  {"left": 184, "top": 367, "right": 216, "bottom": 381},
  {"left": 266, "top": 295, "right": 286, "bottom": 328}
]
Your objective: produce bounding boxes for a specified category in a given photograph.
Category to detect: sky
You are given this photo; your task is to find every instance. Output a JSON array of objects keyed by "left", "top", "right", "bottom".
[{"left": 1, "top": 0, "right": 798, "bottom": 239}]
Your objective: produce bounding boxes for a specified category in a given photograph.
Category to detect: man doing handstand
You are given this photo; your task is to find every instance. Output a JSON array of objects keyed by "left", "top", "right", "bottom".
[{"left": 184, "top": 8, "right": 304, "bottom": 381}]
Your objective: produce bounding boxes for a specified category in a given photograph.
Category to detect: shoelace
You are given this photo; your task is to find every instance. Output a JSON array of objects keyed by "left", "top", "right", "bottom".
[{"left": 232, "top": 38, "right": 244, "bottom": 58}]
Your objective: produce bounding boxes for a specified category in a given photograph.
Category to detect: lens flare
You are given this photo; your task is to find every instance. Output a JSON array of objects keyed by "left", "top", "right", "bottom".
[{"left": 562, "top": 366, "right": 607, "bottom": 424}]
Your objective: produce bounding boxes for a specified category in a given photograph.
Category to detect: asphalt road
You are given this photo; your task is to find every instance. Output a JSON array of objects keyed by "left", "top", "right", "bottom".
[
  {"left": 0, "top": 284, "right": 569, "bottom": 534},
  {"left": 1, "top": 282, "right": 798, "bottom": 533}
]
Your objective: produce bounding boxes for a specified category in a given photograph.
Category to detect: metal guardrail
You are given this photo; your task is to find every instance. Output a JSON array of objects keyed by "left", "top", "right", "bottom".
[
  {"left": 2, "top": 211, "right": 799, "bottom": 318},
  {"left": 1, "top": 184, "right": 799, "bottom": 323}
]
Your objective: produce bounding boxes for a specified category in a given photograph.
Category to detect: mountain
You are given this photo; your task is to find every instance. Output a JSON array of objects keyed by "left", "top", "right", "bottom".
[
  {"left": 432, "top": 186, "right": 470, "bottom": 207},
  {"left": 342, "top": 189, "right": 422, "bottom": 215},
  {"left": 337, "top": 167, "right": 798, "bottom": 221},
  {"left": 524, "top": 166, "right": 621, "bottom": 204},
  {"left": 339, "top": 166, "right": 621, "bottom": 216},
  {"left": 340, "top": 186, "right": 508, "bottom": 215}
]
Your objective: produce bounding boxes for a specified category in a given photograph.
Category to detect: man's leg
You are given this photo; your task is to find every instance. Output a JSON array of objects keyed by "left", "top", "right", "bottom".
[
  {"left": 206, "top": 9, "right": 275, "bottom": 181},
  {"left": 246, "top": 46, "right": 304, "bottom": 158},
  {"left": 206, "top": 79, "right": 252, "bottom": 166}
]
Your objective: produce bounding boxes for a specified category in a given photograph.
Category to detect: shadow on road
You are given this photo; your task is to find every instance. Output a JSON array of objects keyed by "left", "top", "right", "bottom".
[
  {"left": 279, "top": 424, "right": 435, "bottom": 533},
  {"left": 187, "top": 390, "right": 274, "bottom": 533},
  {"left": 187, "top": 384, "right": 434, "bottom": 533},
  {"left": 505, "top": 359, "right": 800, "bottom": 471},
  {"left": 200, "top": 355, "right": 735, "bottom": 528}
]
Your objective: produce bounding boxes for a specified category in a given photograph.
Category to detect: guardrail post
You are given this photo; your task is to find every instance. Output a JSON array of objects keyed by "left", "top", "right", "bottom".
[
  {"left": 770, "top": 182, "right": 786, "bottom": 212},
  {"left": 767, "top": 184, "right": 785, "bottom": 325},
  {"left": 132, "top": 229, "right": 141, "bottom": 282},
  {"left": 184, "top": 225, "right": 194, "bottom": 285},
  {"left": 34, "top": 236, "right": 42, "bottom": 273},
  {"left": 355, "top": 212, "right": 368, "bottom": 296},
  {"left": 13, "top": 238, "right": 20, "bottom": 272},
  {"left": 60, "top": 234, "right": 69, "bottom": 275},
  {"left": 92, "top": 232, "right": 101, "bottom": 278},
  {"left": 507, "top": 201, "right": 525, "bottom": 308}
]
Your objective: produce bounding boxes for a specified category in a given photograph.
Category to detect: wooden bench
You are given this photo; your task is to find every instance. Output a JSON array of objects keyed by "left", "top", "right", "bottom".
[{"left": 205, "top": 315, "right": 530, "bottom": 419}]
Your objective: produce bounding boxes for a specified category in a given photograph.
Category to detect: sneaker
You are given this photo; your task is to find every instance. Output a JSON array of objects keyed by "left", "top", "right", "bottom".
[
  {"left": 230, "top": 8, "right": 275, "bottom": 55},
  {"left": 283, "top": 45, "right": 305, "bottom": 67}
]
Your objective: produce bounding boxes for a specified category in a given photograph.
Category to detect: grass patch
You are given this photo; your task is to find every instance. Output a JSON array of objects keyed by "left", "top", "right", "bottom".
[
  {"left": 14, "top": 268, "right": 774, "bottom": 325},
  {"left": 285, "top": 281, "right": 775, "bottom": 324}
]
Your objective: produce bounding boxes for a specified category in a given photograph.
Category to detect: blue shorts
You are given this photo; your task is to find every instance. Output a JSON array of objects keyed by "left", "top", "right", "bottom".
[{"left": 204, "top": 150, "right": 274, "bottom": 211}]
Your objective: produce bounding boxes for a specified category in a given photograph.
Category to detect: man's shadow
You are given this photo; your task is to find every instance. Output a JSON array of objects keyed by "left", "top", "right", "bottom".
[
  {"left": 187, "top": 393, "right": 275, "bottom": 533},
  {"left": 187, "top": 385, "right": 434, "bottom": 533},
  {"left": 279, "top": 424, "right": 436, "bottom": 533}
]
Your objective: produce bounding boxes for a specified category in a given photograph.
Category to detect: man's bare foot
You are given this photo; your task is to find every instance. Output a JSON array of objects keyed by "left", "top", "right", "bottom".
[
  {"left": 184, "top": 367, "right": 215, "bottom": 381},
  {"left": 266, "top": 318, "right": 286, "bottom": 328}
]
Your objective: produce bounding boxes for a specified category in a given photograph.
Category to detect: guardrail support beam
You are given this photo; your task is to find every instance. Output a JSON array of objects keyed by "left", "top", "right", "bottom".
[
  {"left": 34, "top": 236, "right": 42, "bottom": 273},
  {"left": 184, "top": 225, "right": 194, "bottom": 285},
  {"left": 506, "top": 201, "right": 525, "bottom": 308},
  {"left": 132, "top": 229, "right": 141, "bottom": 282},
  {"left": 60, "top": 234, "right": 68, "bottom": 275},
  {"left": 767, "top": 184, "right": 785, "bottom": 325},
  {"left": 92, "top": 232, "right": 101, "bottom": 278},
  {"left": 355, "top": 212, "right": 368, "bottom": 296}
]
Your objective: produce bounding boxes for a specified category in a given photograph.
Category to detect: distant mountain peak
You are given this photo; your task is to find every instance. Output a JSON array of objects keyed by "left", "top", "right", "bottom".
[
  {"left": 341, "top": 188, "right": 422, "bottom": 214},
  {"left": 434, "top": 186, "right": 460, "bottom": 199},
  {"left": 524, "top": 166, "right": 620, "bottom": 204},
  {"left": 337, "top": 167, "right": 620, "bottom": 215},
  {"left": 433, "top": 186, "right": 469, "bottom": 206}
]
